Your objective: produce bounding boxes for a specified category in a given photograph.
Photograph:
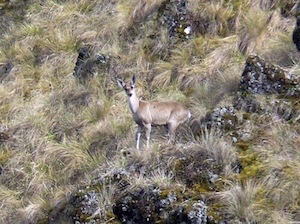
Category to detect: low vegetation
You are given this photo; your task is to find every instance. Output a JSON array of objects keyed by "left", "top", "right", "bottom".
[{"left": 0, "top": 0, "right": 299, "bottom": 223}]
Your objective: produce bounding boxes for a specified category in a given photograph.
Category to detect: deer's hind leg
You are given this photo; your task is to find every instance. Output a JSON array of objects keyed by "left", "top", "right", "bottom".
[
  {"left": 167, "top": 121, "right": 178, "bottom": 145},
  {"left": 164, "top": 124, "right": 169, "bottom": 136}
]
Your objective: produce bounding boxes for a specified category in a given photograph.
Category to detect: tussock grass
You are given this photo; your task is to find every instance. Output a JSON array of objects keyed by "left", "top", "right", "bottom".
[
  {"left": 0, "top": 0, "right": 299, "bottom": 222},
  {"left": 199, "top": 128, "right": 237, "bottom": 175},
  {"left": 116, "top": 0, "right": 165, "bottom": 31},
  {"left": 219, "top": 181, "right": 268, "bottom": 223}
]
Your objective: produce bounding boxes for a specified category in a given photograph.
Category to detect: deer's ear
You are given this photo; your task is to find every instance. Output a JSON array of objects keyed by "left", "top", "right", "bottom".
[
  {"left": 117, "top": 78, "right": 125, "bottom": 88},
  {"left": 131, "top": 75, "right": 136, "bottom": 85}
]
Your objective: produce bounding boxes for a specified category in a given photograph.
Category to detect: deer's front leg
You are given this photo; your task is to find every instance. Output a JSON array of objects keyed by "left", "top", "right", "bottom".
[
  {"left": 136, "top": 125, "right": 143, "bottom": 150},
  {"left": 144, "top": 123, "right": 151, "bottom": 149}
]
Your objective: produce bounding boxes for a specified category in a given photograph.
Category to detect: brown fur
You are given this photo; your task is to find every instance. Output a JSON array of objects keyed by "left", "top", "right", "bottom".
[{"left": 117, "top": 75, "right": 190, "bottom": 149}]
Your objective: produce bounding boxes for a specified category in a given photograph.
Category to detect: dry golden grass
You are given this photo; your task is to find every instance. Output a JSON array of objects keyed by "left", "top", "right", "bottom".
[
  {"left": 0, "top": 0, "right": 299, "bottom": 223},
  {"left": 219, "top": 180, "right": 268, "bottom": 223},
  {"left": 116, "top": 0, "right": 166, "bottom": 30}
]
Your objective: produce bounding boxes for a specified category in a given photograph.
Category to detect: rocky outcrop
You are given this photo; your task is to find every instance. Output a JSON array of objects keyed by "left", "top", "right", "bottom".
[
  {"left": 236, "top": 55, "right": 300, "bottom": 122},
  {"left": 201, "top": 106, "right": 238, "bottom": 130},
  {"left": 73, "top": 46, "right": 110, "bottom": 83},
  {"left": 71, "top": 190, "right": 100, "bottom": 224},
  {"left": 160, "top": 0, "right": 192, "bottom": 39},
  {"left": 47, "top": 189, "right": 100, "bottom": 224},
  {"left": 240, "top": 55, "right": 299, "bottom": 96},
  {"left": 192, "top": 54, "right": 300, "bottom": 137},
  {"left": 113, "top": 185, "right": 208, "bottom": 224},
  {"left": 47, "top": 163, "right": 228, "bottom": 224},
  {"left": 235, "top": 93, "right": 299, "bottom": 121},
  {"left": 48, "top": 168, "right": 130, "bottom": 224},
  {"left": 233, "top": 94, "right": 262, "bottom": 114},
  {"left": 191, "top": 106, "right": 238, "bottom": 136}
]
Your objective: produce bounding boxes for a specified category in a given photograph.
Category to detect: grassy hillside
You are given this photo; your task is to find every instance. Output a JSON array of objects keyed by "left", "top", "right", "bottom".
[{"left": 0, "top": 0, "right": 299, "bottom": 223}]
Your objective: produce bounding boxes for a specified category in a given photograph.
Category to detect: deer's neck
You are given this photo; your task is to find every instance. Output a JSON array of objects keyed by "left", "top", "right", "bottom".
[{"left": 129, "top": 91, "right": 139, "bottom": 113}]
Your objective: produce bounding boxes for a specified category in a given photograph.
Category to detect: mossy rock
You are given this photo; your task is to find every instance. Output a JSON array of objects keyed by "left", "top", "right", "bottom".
[{"left": 240, "top": 54, "right": 299, "bottom": 96}]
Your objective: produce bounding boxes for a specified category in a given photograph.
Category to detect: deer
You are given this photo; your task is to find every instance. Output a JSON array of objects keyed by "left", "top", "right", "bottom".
[{"left": 117, "top": 75, "right": 191, "bottom": 149}]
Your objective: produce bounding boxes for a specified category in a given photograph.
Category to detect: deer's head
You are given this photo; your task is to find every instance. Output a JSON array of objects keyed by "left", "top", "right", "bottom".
[{"left": 117, "top": 75, "right": 136, "bottom": 97}]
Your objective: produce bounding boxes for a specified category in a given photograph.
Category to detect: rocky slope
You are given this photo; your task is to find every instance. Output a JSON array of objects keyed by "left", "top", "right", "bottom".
[{"left": 0, "top": 0, "right": 299, "bottom": 224}]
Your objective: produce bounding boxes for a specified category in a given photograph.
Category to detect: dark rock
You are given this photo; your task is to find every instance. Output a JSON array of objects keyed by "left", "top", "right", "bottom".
[
  {"left": 165, "top": 201, "right": 207, "bottom": 224},
  {"left": 113, "top": 186, "right": 161, "bottom": 224},
  {"left": 73, "top": 46, "right": 110, "bottom": 83},
  {"left": 0, "top": 62, "right": 13, "bottom": 83},
  {"left": 73, "top": 46, "right": 93, "bottom": 81},
  {"left": 47, "top": 168, "right": 131, "bottom": 224},
  {"left": 191, "top": 106, "right": 238, "bottom": 137},
  {"left": 199, "top": 106, "right": 238, "bottom": 132},
  {"left": 240, "top": 55, "right": 299, "bottom": 96},
  {"left": 48, "top": 190, "right": 99, "bottom": 224},
  {"left": 113, "top": 185, "right": 208, "bottom": 224},
  {"left": 293, "top": 19, "right": 300, "bottom": 51},
  {"left": 94, "top": 53, "right": 110, "bottom": 65},
  {"left": 71, "top": 190, "right": 99, "bottom": 224},
  {"left": 294, "top": 3, "right": 300, "bottom": 51},
  {"left": 269, "top": 99, "right": 299, "bottom": 121},
  {"left": 233, "top": 94, "right": 262, "bottom": 114},
  {"left": 159, "top": 0, "right": 192, "bottom": 39},
  {"left": 234, "top": 93, "right": 300, "bottom": 122}
]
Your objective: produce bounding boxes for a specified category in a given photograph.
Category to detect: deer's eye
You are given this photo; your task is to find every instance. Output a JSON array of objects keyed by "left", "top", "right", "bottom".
[{"left": 131, "top": 86, "right": 133, "bottom": 89}]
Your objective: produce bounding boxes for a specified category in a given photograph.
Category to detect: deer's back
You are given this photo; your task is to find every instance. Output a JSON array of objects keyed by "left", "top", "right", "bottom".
[{"left": 138, "top": 101, "right": 189, "bottom": 125}]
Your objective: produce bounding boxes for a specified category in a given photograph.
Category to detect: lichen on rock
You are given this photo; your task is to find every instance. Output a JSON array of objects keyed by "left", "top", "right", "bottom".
[
  {"left": 191, "top": 106, "right": 238, "bottom": 136},
  {"left": 240, "top": 54, "right": 299, "bottom": 97},
  {"left": 159, "top": 0, "right": 192, "bottom": 39},
  {"left": 47, "top": 168, "right": 131, "bottom": 224},
  {"left": 113, "top": 185, "right": 209, "bottom": 224},
  {"left": 71, "top": 190, "right": 100, "bottom": 224}
]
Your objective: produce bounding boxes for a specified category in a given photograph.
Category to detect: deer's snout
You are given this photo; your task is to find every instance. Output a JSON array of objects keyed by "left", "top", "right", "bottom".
[{"left": 124, "top": 86, "right": 134, "bottom": 97}]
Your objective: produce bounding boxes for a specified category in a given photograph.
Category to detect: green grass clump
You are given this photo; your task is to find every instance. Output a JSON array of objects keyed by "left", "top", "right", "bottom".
[{"left": 0, "top": 147, "right": 11, "bottom": 166}]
